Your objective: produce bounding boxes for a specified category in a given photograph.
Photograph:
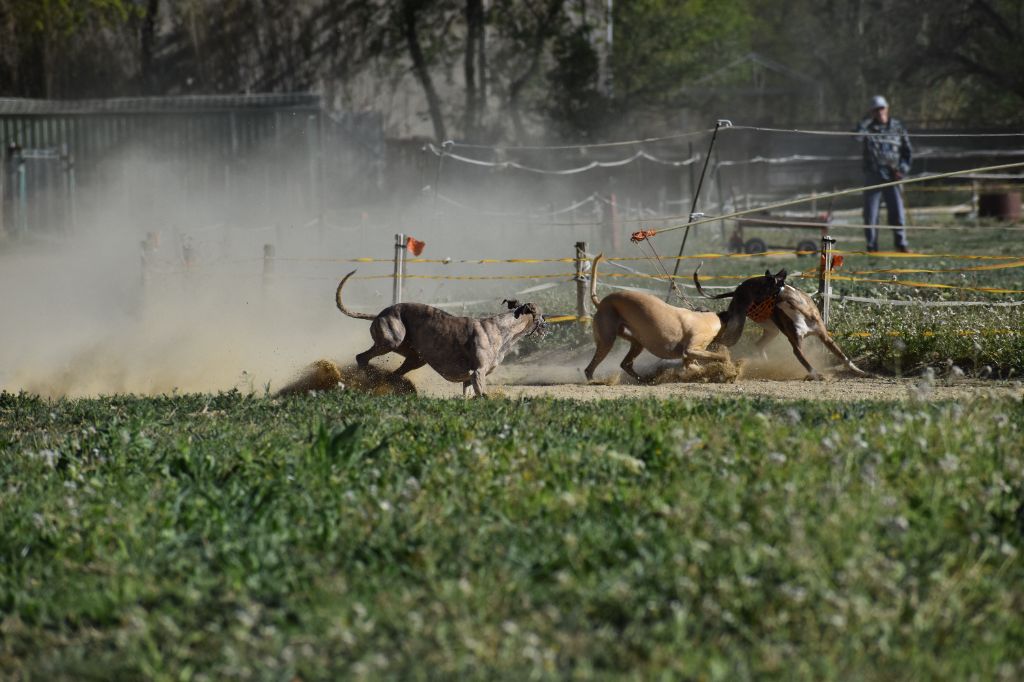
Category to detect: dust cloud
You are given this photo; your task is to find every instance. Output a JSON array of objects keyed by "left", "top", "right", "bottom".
[{"left": 0, "top": 147, "right": 610, "bottom": 398}]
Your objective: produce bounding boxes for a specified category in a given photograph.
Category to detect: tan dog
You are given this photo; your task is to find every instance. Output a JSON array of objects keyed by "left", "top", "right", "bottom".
[
  {"left": 694, "top": 270, "right": 866, "bottom": 380},
  {"left": 336, "top": 271, "right": 545, "bottom": 396},
  {"left": 584, "top": 254, "right": 728, "bottom": 382}
]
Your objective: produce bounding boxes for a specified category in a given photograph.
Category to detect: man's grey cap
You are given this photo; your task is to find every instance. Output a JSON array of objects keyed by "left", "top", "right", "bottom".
[{"left": 870, "top": 95, "right": 888, "bottom": 110}]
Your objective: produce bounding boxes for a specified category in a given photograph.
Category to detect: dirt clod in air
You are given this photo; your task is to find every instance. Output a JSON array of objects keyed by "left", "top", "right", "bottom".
[
  {"left": 277, "top": 359, "right": 416, "bottom": 397},
  {"left": 653, "top": 359, "right": 743, "bottom": 384}
]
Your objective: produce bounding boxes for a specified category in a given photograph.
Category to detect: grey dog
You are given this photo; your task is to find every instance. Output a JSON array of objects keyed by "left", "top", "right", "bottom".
[{"left": 336, "top": 271, "right": 545, "bottom": 396}]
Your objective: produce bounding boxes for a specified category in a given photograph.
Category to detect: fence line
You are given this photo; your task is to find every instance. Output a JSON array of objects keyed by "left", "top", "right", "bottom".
[
  {"left": 650, "top": 161, "right": 1024, "bottom": 236},
  {"left": 443, "top": 123, "right": 1024, "bottom": 154},
  {"left": 138, "top": 225, "right": 1024, "bottom": 325},
  {"left": 426, "top": 143, "right": 700, "bottom": 173}
]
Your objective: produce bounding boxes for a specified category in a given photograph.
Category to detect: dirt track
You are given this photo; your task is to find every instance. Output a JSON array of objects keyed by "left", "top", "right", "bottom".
[
  {"left": 408, "top": 349, "right": 1024, "bottom": 402},
  {"left": 488, "top": 376, "right": 1023, "bottom": 402}
]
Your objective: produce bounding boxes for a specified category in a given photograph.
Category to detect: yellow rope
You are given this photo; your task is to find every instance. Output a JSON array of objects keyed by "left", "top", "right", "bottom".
[{"left": 827, "top": 273, "right": 1024, "bottom": 295}]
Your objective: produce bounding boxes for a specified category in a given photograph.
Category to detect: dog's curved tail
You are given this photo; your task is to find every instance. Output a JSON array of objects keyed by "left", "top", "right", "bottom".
[
  {"left": 336, "top": 271, "right": 376, "bottom": 320},
  {"left": 693, "top": 261, "right": 735, "bottom": 300},
  {"left": 590, "top": 254, "right": 603, "bottom": 309}
]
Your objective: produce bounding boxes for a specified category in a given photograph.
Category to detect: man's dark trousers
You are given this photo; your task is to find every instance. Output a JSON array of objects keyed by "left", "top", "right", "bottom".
[{"left": 863, "top": 182, "right": 908, "bottom": 251}]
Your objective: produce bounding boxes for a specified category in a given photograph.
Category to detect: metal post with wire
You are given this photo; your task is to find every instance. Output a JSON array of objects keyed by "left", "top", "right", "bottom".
[
  {"left": 393, "top": 232, "right": 406, "bottom": 305},
  {"left": 817, "top": 235, "right": 836, "bottom": 326},
  {"left": 666, "top": 119, "right": 732, "bottom": 301}
]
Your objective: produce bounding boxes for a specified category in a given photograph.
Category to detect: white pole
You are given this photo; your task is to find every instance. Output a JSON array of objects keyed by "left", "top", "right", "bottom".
[
  {"left": 393, "top": 233, "right": 405, "bottom": 305},
  {"left": 817, "top": 235, "right": 836, "bottom": 326}
]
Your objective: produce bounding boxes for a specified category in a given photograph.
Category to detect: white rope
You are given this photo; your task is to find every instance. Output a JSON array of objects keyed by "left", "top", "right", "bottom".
[
  {"left": 728, "top": 125, "right": 1024, "bottom": 139},
  {"left": 426, "top": 144, "right": 699, "bottom": 174},
  {"left": 435, "top": 191, "right": 599, "bottom": 217},
  {"left": 718, "top": 154, "right": 859, "bottom": 167},
  {"left": 437, "top": 125, "right": 1024, "bottom": 156},
  {"left": 428, "top": 280, "right": 567, "bottom": 309},
  {"left": 653, "top": 161, "right": 1024, "bottom": 235},
  {"left": 447, "top": 129, "right": 714, "bottom": 151},
  {"left": 583, "top": 252, "right": 737, "bottom": 291}
]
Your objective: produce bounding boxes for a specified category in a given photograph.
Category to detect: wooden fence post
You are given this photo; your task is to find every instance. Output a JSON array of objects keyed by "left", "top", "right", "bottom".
[
  {"left": 575, "top": 241, "right": 589, "bottom": 323},
  {"left": 817, "top": 235, "right": 836, "bottom": 326}
]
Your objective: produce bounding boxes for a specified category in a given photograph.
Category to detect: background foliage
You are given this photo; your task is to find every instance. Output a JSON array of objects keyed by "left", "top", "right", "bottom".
[{"left": 1, "top": 0, "right": 1021, "bottom": 142}]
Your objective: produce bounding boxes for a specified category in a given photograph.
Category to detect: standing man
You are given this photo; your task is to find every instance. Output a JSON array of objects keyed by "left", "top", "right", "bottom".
[{"left": 856, "top": 95, "right": 912, "bottom": 252}]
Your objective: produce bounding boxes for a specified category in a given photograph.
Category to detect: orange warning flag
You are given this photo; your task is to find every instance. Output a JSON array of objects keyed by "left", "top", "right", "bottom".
[{"left": 406, "top": 236, "right": 426, "bottom": 256}]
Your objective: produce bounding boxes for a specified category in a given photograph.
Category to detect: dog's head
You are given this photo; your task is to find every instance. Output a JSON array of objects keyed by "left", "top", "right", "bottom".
[
  {"left": 764, "top": 268, "right": 788, "bottom": 294},
  {"left": 502, "top": 299, "right": 547, "bottom": 336}
]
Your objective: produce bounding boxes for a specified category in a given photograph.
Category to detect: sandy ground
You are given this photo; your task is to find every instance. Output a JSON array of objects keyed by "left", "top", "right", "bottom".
[
  {"left": 400, "top": 348, "right": 1024, "bottom": 403},
  {"left": 489, "top": 375, "right": 1022, "bottom": 402}
]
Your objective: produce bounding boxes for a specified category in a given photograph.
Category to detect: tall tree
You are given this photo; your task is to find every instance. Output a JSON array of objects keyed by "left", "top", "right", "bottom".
[
  {"left": 490, "top": 0, "right": 564, "bottom": 142},
  {"left": 400, "top": 0, "right": 447, "bottom": 142},
  {"left": 462, "top": 0, "right": 485, "bottom": 141}
]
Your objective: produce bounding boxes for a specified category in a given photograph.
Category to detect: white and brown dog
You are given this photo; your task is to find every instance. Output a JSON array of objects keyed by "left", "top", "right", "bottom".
[
  {"left": 336, "top": 271, "right": 545, "bottom": 396},
  {"left": 584, "top": 254, "right": 730, "bottom": 382},
  {"left": 694, "top": 265, "right": 866, "bottom": 380}
]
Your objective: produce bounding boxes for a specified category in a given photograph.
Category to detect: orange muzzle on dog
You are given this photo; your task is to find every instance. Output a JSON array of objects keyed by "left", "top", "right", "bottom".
[{"left": 746, "top": 295, "right": 777, "bottom": 323}]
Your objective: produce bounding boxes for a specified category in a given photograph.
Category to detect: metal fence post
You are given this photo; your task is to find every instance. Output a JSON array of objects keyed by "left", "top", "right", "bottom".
[
  {"left": 393, "top": 233, "right": 406, "bottom": 305},
  {"left": 817, "top": 235, "right": 836, "bottom": 326},
  {"left": 575, "top": 241, "right": 589, "bottom": 323}
]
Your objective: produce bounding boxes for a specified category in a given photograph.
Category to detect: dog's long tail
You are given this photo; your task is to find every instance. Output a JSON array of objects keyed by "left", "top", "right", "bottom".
[
  {"left": 693, "top": 261, "right": 735, "bottom": 300},
  {"left": 335, "top": 271, "right": 376, "bottom": 320},
  {"left": 590, "top": 254, "right": 603, "bottom": 309}
]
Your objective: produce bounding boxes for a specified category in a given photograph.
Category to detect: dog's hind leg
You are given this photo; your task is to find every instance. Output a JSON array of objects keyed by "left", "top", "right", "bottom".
[
  {"left": 393, "top": 351, "right": 426, "bottom": 376},
  {"left": 356, "top": 345, "right": 391, "bottom": 367},
  {"left": 358, "top": 317, "right": 405, "bottom": 367},
  {"left": 683, "top": 347, "right": 730, "bottom": 362},
  {"left": 584, "top": 312, "right": 618, "bottom": 381},
  {"left": 618, "top": 330, "right": 646, "bottom": 383}
]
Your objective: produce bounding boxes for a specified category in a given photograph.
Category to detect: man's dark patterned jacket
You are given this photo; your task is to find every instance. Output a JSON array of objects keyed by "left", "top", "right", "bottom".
[{"left": 856, "top": 117, "right": 912, "bottom": 182}]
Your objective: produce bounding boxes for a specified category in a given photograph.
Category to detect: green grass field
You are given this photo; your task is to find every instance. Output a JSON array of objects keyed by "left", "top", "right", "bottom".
[{"left": 3, "top": 389, "right": 1023, "bottom": 680}]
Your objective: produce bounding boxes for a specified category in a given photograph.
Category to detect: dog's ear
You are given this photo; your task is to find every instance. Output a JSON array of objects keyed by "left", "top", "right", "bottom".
[
  {"left": 503, "top": 298, "right": 520, "bottom": 310},
  {"left": 764, "top": 269, "right": 771, "bottom": 278},
  {"left": 775, "top": 269, "right": 788, "bottom": 281}
]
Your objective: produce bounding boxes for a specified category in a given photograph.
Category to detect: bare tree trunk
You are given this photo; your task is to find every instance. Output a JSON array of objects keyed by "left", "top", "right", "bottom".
[
  {"left": 140, "top": 0, "right": 160, "bottom": 94},
  {"left": 463, "top": 0, "right": 480, "bottom": 140},
  {"left": 507, "top": 0, "right": 562, "bottom": 142},
  {"left": 477, "top": 0, "right": 486, "bottom": 124},
  {"left": 402, "top": 0, "right": 447, "bottom": 143}
]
